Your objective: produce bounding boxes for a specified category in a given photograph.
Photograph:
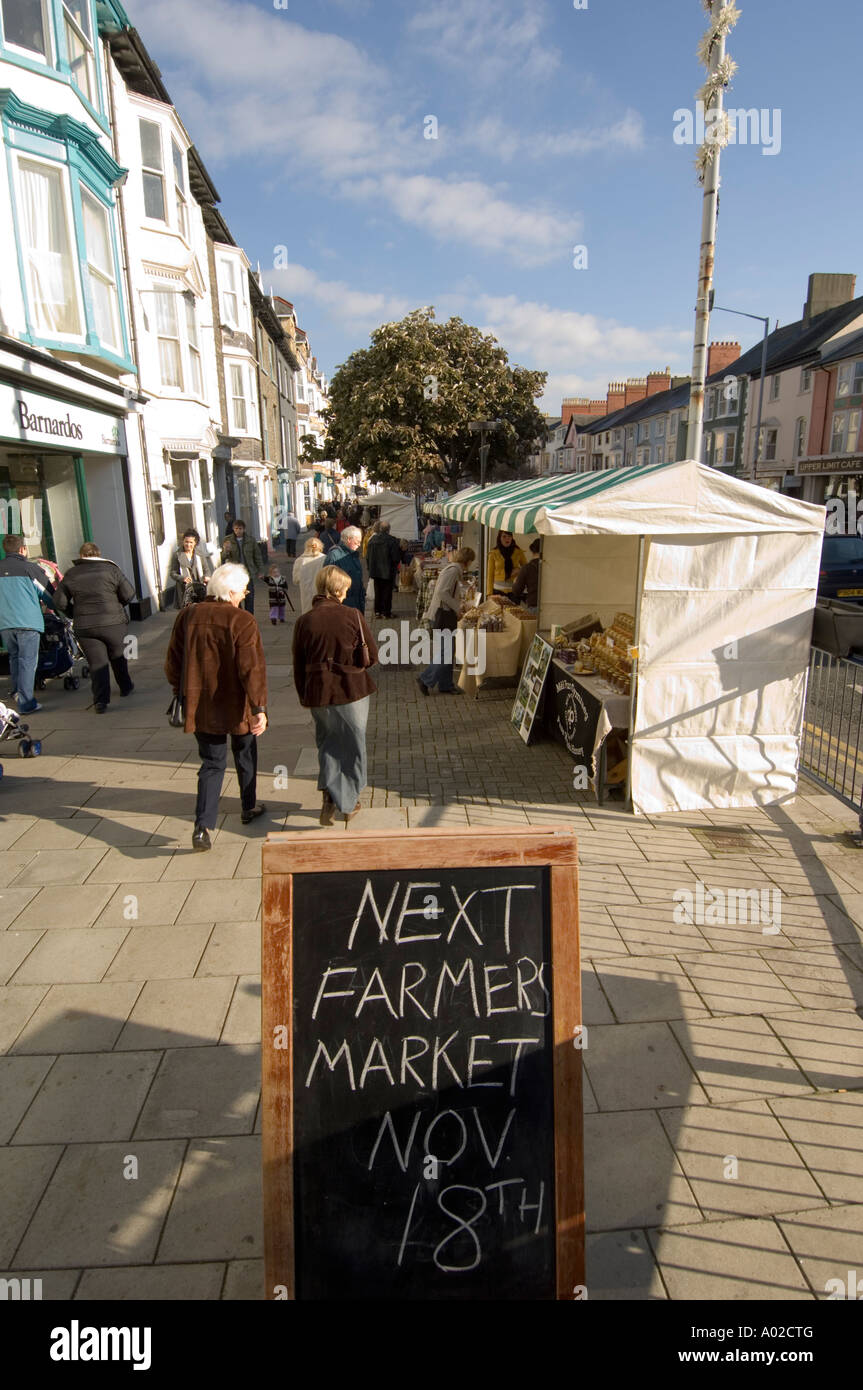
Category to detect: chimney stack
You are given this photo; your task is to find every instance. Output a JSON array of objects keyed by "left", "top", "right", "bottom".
[
  {"left": 803, "top": 272, "right": 857, "bottom": 322},
  {"left": 707, "top": 341, "right": 742, "bottom": 378},
  {"left": 606, "top": 382, "right": 625, "bottom": 413},
  {"left": 646, "top": 368, "right": 672, "bottom": 396},
  {"left": 624, "top": 377, "right": 647, "bottom": 406}
]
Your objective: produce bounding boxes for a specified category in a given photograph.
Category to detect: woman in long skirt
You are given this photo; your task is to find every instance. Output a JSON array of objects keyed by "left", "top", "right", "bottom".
[{"left": 292, "top": 566, "right": 378, "bottom": 825}]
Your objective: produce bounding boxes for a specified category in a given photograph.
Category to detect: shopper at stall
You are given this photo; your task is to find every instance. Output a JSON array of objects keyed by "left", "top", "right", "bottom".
[
  {"left": 293, "top": 536, "right": 325, "bottom": 614},
  {"left": 323, "top": 525, "right": 366, "bottom": 612},
  {"left": 367, "top": 520, "right": 401, "bottom": 619},
  {"left": 171, "top": 529, "right": 212, "bottom": 609},
  {"left": 511, "top": 538, "right": 542, "bottom": 613},
  {"left": 53, "top": 543, "right": 136, "bottom": 714},
  {"left": 487, "top": 530, "right": 526, "bottom": 599},
  {"left": 423, "top": 518, "right": 445, "bottom": 552},
  {"left": 221, "top": 520, "right": 264, "bottom": 615},
  {"left": 165, "top": 562, "right": 268, "bottom": 851},
  {"left": 416, "top": 546, "right": 475, "bottom": 696},
  {"left": 292, "top": 565, "right": 378, "bottom": 825}
]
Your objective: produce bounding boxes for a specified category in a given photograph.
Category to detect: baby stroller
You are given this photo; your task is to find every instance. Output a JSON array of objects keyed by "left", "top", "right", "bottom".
[
  {"left": 0, "top": 700, "right": 41, "bottom": 776},
  {"left": 36, "top": 612, "right": 88, "bottom": 692}
]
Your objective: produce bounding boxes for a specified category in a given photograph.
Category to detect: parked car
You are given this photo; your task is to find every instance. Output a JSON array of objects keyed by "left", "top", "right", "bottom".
[{"left": 818, "top": 535, "right": 863, "bottom": 603}]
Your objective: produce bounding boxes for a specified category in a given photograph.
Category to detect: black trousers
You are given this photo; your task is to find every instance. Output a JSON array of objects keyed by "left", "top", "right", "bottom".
[
  {"left": 77, "top": 625, "right": 133, "bottom": 707},
  {"left": 243, "top": 580, "right": 255, "bottom": 615},
  {"left": 194, "top": 731, "right": 258, "bottom": 828},
  {"left": 374, "top": 577, "right": 395, "bottom": 617}
]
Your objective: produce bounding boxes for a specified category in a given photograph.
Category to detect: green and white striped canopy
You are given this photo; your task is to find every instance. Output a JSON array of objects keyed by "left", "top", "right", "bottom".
[{"left": 440, "top": 461, "right": 675, "bottom": 533}]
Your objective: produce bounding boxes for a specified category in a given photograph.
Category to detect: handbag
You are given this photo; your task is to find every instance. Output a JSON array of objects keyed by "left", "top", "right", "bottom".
[
  {"left": 353, "top": 609, "right": 372, "bottom": 668},
  {"left": 166, "top": 613, "right": 189, "bottom": 726}
]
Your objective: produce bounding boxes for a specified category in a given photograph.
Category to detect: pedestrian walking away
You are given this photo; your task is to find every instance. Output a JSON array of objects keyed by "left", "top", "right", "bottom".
[
  {"left": 52, "top": 543, "right": 135, "bottom": 713},
  {"left": 164, "top": 563, "right": 268, "bottom": 851},
  {"left": 0, "top": 533, "right": 56, "bottom": 714},
  {"left": 282, "top": 510, "right": 301, "bottom": 558},
  {"left": 292, "top": 565, "right": 378, "bottom": 825},
  {"left": 417, "top": 546, "right": 475, "bottom": 695},
  {"left": 366, "top": 520, "right": 401, "bottom": 619},
  {"left": 293, "top": 536, "right": 325, "bottom": 614},
  {"left": 170, "top": 529, "right": 213, "bottom": 608},
  {"left": 221, "top": 519, "right": 265, "bottom": 614},
  {"left": 322, "top": 525, "right": 366, "bottom": 612}
]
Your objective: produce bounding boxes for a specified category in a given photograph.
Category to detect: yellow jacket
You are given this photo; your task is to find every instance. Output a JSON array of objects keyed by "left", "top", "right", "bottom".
[{"left": 487, "top": 544, "right": 526, "bottom": 594}]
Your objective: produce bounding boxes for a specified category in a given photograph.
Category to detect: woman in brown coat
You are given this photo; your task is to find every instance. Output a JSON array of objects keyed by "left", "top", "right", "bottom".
[
  {"left": 165, "top": 562, "right": 268, "bottom": 851},
  {"left": 292, "top": 565, "right": 378, "bottom": 825}
]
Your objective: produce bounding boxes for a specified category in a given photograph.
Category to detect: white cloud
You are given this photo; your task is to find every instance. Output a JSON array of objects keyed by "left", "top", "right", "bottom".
[
  {"left": 475, "top": 295, "right": 691, "bottom": 378},
  {"left": 267, "top": 263, "right": 413, "bottom": 331},
  {"left": 342, "top": 175, "right": 579, "bottom": 268},
  {"left": 462, "top": 111, "right": 646, "bottom": 164},
  {"left": 405, "top": 0, "right": 559, "bottom": 84}
]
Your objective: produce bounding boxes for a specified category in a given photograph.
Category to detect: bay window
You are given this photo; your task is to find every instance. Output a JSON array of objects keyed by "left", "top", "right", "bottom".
[
  {"left": 140, "top": 118, "right": 166, "bottom": 221},
  {"left": 17, "top": 156, "right": 82, "bottom": 337},
  {"left": 171, "top": 138, "right": 189, "bottom": 240},
  {"left": 230, "top": 362, "right": 251, "bottom": 432},
  {"left": 185, "top": 297, "right": 203, "bottom": 396},
  {"left": 155, "top": 290, "right": 183, "bottom": 388},
  {"left": 1, "top": 0, "right": 50, "bottom": 59},
  {"left": 81, "top": 189, "right": 120, "bottom": 352},
  {"left": 62, "top": 0, "right": 96, "bottom": 106}
]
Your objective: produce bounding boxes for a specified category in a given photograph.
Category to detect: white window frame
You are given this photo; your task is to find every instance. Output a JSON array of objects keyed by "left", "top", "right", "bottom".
[
  {"left": 227, "top": 360, "right": 256, "bottom": 436},
  {"left": 831, "top": 409, "right": 861, "bottom": 455},
  {"left": 656, "top": 417, "right": 666, "bottom": 437},
  {"left": 655, "top": 444, "right": 664, "bottom": 465},
  {"left": 185, "top": 295, "right": 203, "bottom": 398},
  {"left": 705, "top": 389, "right": 715, "bottom": 421},
  {"left": 154, "top": 286, "right": 183, "bottom": 391},
  {"left": 171, "top": 137, "right": 189, "bottom": 242},
  {"left": 62, "top": 0, "right": 97, "bottom": 109},
  {"left": 769, "top": 374, "right": 780, "bottom": 402},
  {"left": 800, "top": 366, "right": 812, "bottom": 393},
  {"left": 220, "top": 257, "right": 247, "bottom": 331},
  {"left": 795, "top": 417, "right": 807, "bottom": 459},
  {"left": 1, "top": 0, "right": 53, "bottom": 63},
  {"left": 15, "top": 151, "right": 84, "bottom": 342},
  {"left": 80, "top": 185, "right": 120, "bottom": 354},
  {"left": 758, "top": 427, "right": 778, "bottom": 462},
  {"left": 139, "top": 117, "right": 167, "bottom": 223},
  {"left": 669, "top": 411, "right": 678, "bottom": 436}
]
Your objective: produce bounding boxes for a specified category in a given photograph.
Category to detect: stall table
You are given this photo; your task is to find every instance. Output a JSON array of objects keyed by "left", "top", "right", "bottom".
[
  {"left": 458, "top": 611, "right": 537, "bottom": 696},
  {"left": 544, "top": 659, "right": 630, "bottom": 804}
]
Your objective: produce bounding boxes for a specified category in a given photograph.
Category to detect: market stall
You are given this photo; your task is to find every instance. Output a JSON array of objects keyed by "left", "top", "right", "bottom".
[
  {"left": 361, "top": 489, "right": 419, "bottom": 542},
  {"left": 440, "top": 460, "right": 826, "bottom": 815}
]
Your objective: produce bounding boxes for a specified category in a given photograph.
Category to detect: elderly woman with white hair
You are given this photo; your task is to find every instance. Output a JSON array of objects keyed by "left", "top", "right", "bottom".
[
  {"left": 165, "top": 562, "right": 268, "bottom": 851},
  {"left": 292, "top": 535, "right": 325, "bottom": 614},
  {"left": 322, "top": 524, "right": 366, "bottom": 612}
]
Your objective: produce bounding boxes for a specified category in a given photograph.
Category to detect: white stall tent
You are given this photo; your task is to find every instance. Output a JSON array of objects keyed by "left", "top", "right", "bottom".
[
  {"left": 440, "top": 461, "right": 826, "bottom": 816},
  {"left": 362, "top": 490, "right": 418, "bottom": 541}
]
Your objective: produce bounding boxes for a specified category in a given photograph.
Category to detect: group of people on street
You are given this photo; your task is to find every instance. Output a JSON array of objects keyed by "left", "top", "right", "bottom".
[{"left": 0, "top": 533, "right": 137, "bottom": 715}]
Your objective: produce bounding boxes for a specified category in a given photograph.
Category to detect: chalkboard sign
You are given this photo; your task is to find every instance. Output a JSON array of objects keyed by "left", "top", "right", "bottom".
[
  {"left": 262, "top": 827, "right": 583, "bottom": 1301},
  {"left": 512, "top": 635, "right": 554, "bottom": 744}
]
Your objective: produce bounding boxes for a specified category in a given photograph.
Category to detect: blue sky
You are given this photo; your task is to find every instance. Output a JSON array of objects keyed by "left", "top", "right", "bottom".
[{"left": 130, "top": 0, "right": 860, "bottom": 408}]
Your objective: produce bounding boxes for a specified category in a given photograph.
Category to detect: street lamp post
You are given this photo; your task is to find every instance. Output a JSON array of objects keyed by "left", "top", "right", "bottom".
[
  {"left": 468, "top": 419, "right": 502, "bottom": 597},
  {"left": 712, "top": 306, "right": 770, "bottom": 478}
]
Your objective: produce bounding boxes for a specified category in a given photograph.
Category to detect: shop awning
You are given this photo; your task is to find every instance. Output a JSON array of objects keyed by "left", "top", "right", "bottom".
[{"left": 439, "top": 461, "right": 825, "bottom": 537}]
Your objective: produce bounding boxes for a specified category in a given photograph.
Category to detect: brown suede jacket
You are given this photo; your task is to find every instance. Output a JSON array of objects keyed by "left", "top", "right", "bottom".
[
  {"left": 292, "top": 596, "right": 378, "bottom": 707},
  {"left": 165, "top": 598, "right": 267, "bottom": 735}
]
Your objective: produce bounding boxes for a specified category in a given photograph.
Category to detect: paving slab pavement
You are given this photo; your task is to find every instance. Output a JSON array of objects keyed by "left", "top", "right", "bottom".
[{"left": 0, "top": 580, "right": 861, "bottom": 1299}]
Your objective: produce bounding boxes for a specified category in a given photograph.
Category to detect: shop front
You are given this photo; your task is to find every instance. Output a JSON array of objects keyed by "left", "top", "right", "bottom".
[{"left": 0, "top": 374, "right": 138, "bottom": 584}]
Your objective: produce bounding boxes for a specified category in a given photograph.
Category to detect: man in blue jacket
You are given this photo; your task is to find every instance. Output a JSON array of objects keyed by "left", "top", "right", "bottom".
[
  {"left": 322, "top": 525, "right": 366, "bottom": 612},
  {"left": 0, "top": 534, "right": 55, "bottom": 713}
]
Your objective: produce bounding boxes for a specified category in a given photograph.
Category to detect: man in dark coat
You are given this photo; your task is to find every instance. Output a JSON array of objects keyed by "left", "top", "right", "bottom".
[
  {"left": 366, "top": 520, "right": 401, "bottom": 619},
  {"left": 53, "top": 542, "right": 135, "bottom": 713},
  {"left": 322, "top": 525, "right": 366, "bottom": 612},
  {"left": 165, "top": 561, "right": 268, "bottom": 851},
  {"left": 221, "top": 520, "right": 264, "bottom": 614}
]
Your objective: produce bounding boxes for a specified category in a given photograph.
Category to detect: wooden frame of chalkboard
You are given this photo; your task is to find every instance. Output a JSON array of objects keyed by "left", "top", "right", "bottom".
[{"left": 262, "top": 826, "right": 583, "bottom": 1301}]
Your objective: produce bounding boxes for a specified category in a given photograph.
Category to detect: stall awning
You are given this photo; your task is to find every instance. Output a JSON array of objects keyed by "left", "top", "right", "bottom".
[{"left": 439, "top": 461, "right": 825, "bottom": 537}]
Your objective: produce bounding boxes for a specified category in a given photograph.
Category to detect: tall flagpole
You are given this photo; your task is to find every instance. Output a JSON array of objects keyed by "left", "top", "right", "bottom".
[{"left": 686, "top": 0, "right": 740, "bottom": 463}]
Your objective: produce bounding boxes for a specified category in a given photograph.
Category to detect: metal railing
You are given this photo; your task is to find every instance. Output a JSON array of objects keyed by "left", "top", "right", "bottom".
[{"left": 800, "top": 647, "right": 863, "bottom": 831}]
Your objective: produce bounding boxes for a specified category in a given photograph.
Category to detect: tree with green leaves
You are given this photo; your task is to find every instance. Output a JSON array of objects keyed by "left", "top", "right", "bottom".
[{"left": 323, "top": 308, "right": 548, "bottom": 493}]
